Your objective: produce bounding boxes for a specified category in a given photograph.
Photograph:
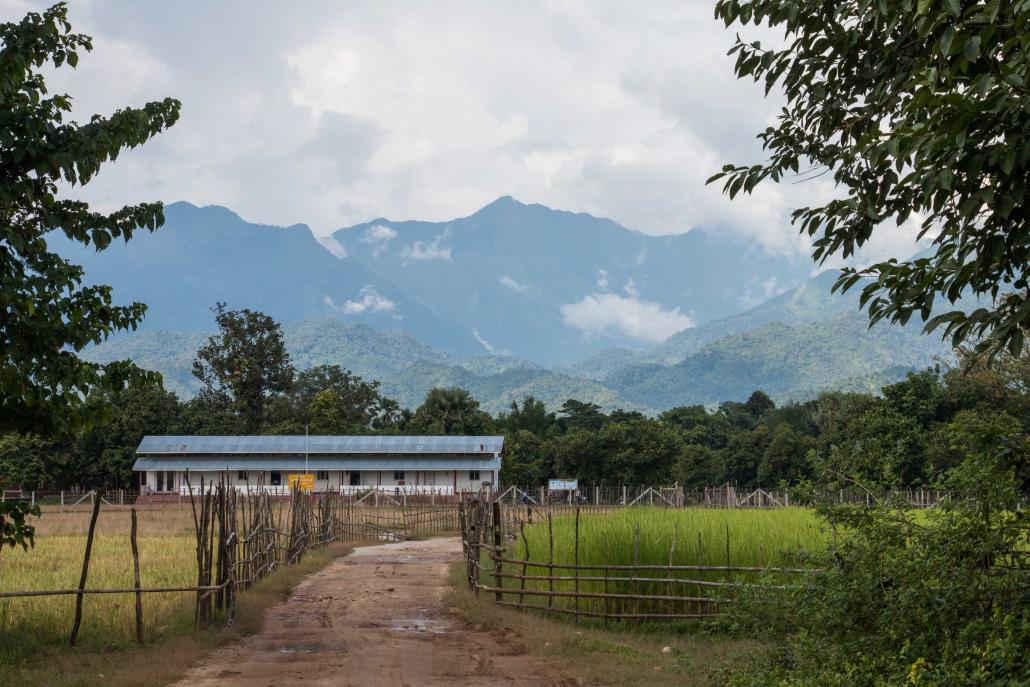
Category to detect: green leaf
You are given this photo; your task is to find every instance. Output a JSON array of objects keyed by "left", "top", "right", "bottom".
[
  {"left": 940, "top": 26, "right": 955, "bottom": 55},
  {"left": 963, "top": 35, "right": 981, "bottom": 61}
]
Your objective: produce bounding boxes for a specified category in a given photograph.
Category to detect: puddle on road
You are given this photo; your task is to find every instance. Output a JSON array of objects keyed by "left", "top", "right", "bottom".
[{"left": 389, "top": 615, "right": 451, "bottom": 635}]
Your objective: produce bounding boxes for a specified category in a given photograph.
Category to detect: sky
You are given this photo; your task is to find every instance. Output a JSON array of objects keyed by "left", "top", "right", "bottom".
[{"left": 6, "top": 0, "right": 926, "bottom": 265}]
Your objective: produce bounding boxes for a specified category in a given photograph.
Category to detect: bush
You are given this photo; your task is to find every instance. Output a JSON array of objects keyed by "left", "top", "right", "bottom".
[{"left": 731, "top": 444, "right": 1030, "bottom": 686}]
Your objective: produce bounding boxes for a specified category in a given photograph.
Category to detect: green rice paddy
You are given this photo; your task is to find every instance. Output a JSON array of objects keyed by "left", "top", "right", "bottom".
[{"left": 485, "top": 507, "right": 828, "bottom": 621}]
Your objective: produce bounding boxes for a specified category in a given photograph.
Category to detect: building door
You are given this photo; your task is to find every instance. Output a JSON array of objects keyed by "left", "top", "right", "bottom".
[
  {"left": 349, "top": 472, "right": 361, "bottom": 486},
  {"left": 423, "top": 471, "right": 435, "bottom": 486},
  {"left": 155, "top": 471, "right": 175, "bottom": 492}
]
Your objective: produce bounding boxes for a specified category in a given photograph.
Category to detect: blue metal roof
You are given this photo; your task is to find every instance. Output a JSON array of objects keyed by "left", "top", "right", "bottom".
[
  {"left": 136, "top": 435, "right": 504, "bottom": 455},
  {"left": 133, "top": 456, "right": 502, "bottom": 471}
]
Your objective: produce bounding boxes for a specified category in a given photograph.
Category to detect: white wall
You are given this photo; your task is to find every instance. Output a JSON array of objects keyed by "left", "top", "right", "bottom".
[{"left": 143, "top": 468, "right": 498, "bottom": 493}]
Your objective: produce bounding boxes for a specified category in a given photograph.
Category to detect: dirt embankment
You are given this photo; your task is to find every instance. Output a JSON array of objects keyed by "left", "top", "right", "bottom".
[{"left": 175, "top": 537, "right": 576, "bottom": 687}]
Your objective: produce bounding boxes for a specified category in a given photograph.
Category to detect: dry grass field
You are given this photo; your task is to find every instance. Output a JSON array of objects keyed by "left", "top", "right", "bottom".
[{"left": 0, "top": 506, "right": 199, "bottom": 658}]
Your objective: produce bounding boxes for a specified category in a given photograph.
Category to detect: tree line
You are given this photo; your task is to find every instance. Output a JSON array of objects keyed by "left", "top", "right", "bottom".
[{"left": 2, "top": 304, "right": 1026, "bottom": 493}]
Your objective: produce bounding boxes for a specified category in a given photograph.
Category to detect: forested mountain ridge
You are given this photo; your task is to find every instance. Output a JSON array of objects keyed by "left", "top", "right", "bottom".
[
  {"left": 46, "top": 202, "right": 483, "bottom": 356},
  {"left": 331, "top": 196, "right": 814, "bottom": 364},
  {"left": 51, "top": 197, "right": 819, "bottom": 366},
  {"left": 70, "top": 199, "right": 950, "bottom": 412}
]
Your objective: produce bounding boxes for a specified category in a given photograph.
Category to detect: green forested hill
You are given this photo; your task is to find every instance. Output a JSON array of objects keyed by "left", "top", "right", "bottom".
[
  {"left": 607, "top": 313, "right": 950, "bottom": 408},
  {"left": 82, "top": 320, "right": 650, "bottom": 413}
]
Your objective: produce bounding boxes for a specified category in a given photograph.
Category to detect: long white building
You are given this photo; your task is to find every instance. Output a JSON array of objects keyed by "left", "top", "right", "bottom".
[{"left": 133, "top": 435, "right": 503, "bottom": 495}]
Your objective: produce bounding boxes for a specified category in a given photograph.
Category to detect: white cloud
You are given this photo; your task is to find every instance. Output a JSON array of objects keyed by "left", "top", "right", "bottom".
[
  {"left": 499, "top": 274, "right": 529, "bottom": 292},
  {"left": 362, "top": 224, "right": 397, "bottom": 244},
  {"left": 23, "top": 1, "right": 919, "bottom": 266},
  {"left": 319, "top": 235, "right": 348, "bottom": 258},
  {"left": 561, "top": 293, "right": 694, "bottom": 343},
  {"left": 738, "top": 277, "right": 787, "bottom": 310},
  {"left": 472, "top": 327, "right": 508, "bottom": 355},
  {"left": 360, "top": 223, "right": 397, "bottom": 256},
  {"left": 323, "top": 286, "right": 395, "bottom": 315},
  {"left": 596, "top": 269, "right": 609, "bottom": 290},
  {"left": 623, "top": 278, "right": 639, "bottom": 298},
  {"left": 401, "top": 230, "right": 452, "bottom": 261}
]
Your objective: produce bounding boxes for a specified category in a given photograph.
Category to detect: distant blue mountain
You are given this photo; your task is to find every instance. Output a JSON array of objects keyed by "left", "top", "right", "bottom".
[
  {"left": 70, "top": 197, "right": 953, "bottom": 413},
  {"left": 46, "top": 202, "right": 481, "bottom": 355},
  {"left": 331, "top": 196, "right": 814, "bottom": 364},
  {"left": 50, "top": 197, "right": 817, "bottom": 365}
]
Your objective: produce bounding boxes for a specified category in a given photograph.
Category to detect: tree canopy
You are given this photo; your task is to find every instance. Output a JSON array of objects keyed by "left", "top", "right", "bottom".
[
  {"left": 0, "top": 3, "right": 180, "bottom": 436},
  {"left": 192, "top": 303, "right": 295, "bottom": 433},
  {"left": 710, "top": 0, "right": 1029, "bottom": 361}
]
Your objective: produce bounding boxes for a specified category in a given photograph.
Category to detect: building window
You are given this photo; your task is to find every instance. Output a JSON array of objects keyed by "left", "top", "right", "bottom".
[
  {"left": 270, "top": 471, "right": 282, "bottom": 486},
  {"left": 393, "top": 471, "right": 405, "bottom": 481},
  {"left": 469, "top": 470, "right": 480, "bottom": 481},
  {"left": 316, "top": 470, "right": 329, "bottom": 481},
  {"left": 350, "top": 472, "right": 361, "bottom": 486},
  {"left": 237, "top": 470, "right": 248, "bottom": 481}
]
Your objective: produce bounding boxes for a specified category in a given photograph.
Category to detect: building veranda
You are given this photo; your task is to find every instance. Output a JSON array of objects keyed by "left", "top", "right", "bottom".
[{"left": 133, "top": 434, "right": 503, "bottom": 496}]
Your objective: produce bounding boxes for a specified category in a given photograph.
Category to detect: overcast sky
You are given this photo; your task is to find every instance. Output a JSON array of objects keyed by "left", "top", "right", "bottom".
[{"left": 7, "top": 0, "right": 924, "bottom": 263}]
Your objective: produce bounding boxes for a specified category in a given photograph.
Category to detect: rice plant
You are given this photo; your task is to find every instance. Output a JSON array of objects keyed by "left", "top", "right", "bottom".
[{"left": 486, "top": 507, "right": 828, "bottom": 621}]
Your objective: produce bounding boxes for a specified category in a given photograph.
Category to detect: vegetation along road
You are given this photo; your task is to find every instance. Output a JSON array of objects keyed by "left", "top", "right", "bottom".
[{"left": 176, "top": 538, "right": 575, "bottom": 687}]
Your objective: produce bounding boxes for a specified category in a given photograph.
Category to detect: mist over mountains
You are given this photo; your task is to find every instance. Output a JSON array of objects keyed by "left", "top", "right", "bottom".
[{"left": 67, "top": 198, "right": 950, "bottom": 413}]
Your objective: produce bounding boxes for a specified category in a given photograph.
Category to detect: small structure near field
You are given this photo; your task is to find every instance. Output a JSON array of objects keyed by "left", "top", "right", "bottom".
[{"left": 133, "top": 434, "right": 502, "bottom": 495}]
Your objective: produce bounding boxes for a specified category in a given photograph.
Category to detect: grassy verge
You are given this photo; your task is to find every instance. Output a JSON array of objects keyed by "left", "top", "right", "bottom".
[
  {"left": 1, "top": 542, "right": 355, "bottom": 687},
  {"left": 444, "top": 561, "right": 759, "bottom": 687}
]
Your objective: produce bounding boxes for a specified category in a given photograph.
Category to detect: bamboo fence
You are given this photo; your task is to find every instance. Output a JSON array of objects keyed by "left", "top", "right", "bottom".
[
  {"left": 459, "top": 500, "right": 812, "bottom": 623},
  {"left": 0, "top": 472, "right": 464, "bottom": 646}
]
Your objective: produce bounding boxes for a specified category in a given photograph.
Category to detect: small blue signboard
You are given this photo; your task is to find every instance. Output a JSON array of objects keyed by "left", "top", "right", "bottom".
[{"left": 548, "top": 479, "right": 578, "bottom": 491}]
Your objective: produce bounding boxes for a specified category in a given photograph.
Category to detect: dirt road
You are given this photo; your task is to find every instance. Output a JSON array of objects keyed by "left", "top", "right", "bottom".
[{"left": 175, "top": 537, "right": 574, "bottom": 687}]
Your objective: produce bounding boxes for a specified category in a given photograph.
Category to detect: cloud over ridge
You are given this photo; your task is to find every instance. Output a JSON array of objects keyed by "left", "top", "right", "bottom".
[
  {"left": 324, "top": 286, "right": 395, "bottom": 315},
  {"left": 561, "top": 292, "right": 693, "bottom": 343}
]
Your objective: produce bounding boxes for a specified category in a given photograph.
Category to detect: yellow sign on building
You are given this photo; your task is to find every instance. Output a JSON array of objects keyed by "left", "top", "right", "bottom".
[{"left": 288, "top": 473, "right": 315, "bottom": 491}]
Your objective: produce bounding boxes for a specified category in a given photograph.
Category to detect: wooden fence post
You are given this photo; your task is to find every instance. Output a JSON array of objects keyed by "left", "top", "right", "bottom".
[
  {"left": 518, "top": 521, "right": 529, "bottom": 607},
  {"left": 573, "top": 508, "right": 580, "bottom": 623},
  {"left": 492, "top": 501, "right": 503, "bottom": 603},
  {"left": 70, "top": 496, "right": 102, "bottom": 646},
  {"left": 130, "top": 507, "right": 144, "bottom": 645},
  {"left": 547, "top": 511, "right": 554, "bottom": 615}
]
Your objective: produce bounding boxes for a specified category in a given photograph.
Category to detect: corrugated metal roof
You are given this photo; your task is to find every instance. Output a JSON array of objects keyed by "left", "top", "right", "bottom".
[
  {"left": 133, "top": 457, "right": 502, "bottom": 471},
  {"left": 137, "top": 435, "right": 504, "bottom": 455}
]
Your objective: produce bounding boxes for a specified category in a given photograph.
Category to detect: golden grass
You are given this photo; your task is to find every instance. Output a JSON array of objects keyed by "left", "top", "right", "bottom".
[
  {"left": 1, "top": 542, "right": 355, "bottom": 687},
  {"left": 1, "top": 502, "right": 389, "bottom": 659},
  {"left": 0, "top": 507, "right": 199, "bottom": 657},
  {"left": 31, "top": 504, "right": 197, "bottom": 536}
]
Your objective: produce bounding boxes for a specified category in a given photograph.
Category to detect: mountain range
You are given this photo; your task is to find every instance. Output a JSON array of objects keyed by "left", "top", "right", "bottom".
[{"left": 66, "top": 198, "right": 952, "bottom": 413}]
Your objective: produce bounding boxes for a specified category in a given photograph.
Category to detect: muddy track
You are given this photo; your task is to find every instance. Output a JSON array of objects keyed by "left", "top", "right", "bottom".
[{"left": 175, "top": 537, "right": 576, "bottom": 686}]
